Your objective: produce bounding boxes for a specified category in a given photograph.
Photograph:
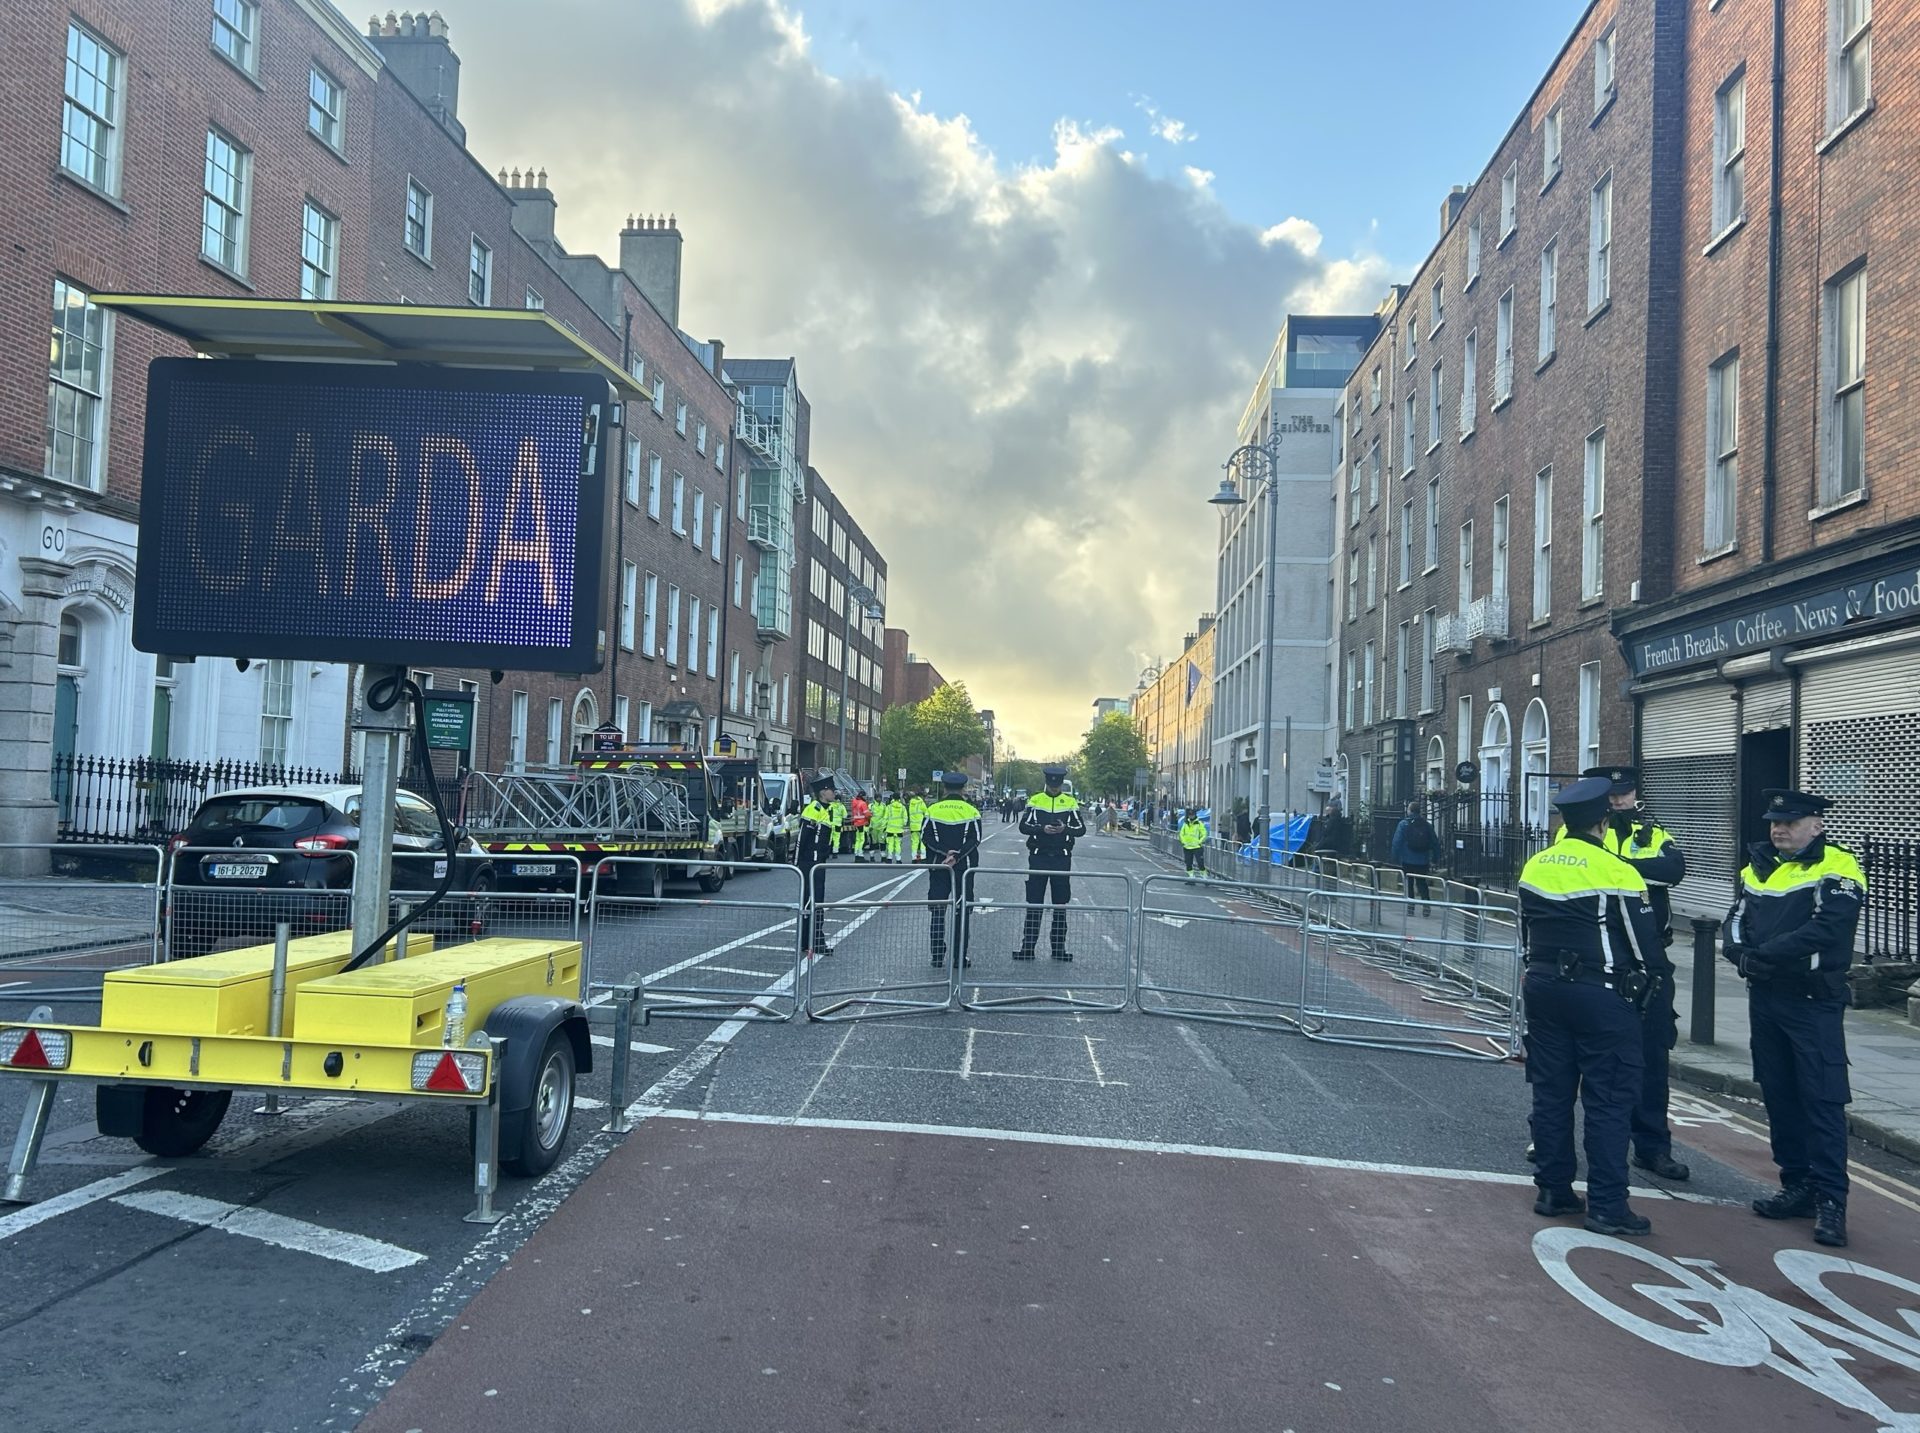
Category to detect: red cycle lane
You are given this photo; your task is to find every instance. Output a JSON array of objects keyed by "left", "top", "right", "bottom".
[{"left": 361, "top": 1114, "right": 1920, "bottom": 1433}]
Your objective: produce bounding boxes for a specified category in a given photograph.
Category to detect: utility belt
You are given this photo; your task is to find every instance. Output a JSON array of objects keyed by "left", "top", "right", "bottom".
[{"left": 1526, "top": 952, "right": 1648, "bottom": 1005}]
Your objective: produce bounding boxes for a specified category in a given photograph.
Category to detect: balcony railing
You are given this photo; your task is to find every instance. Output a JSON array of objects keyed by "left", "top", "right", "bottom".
[
  {"left": 736, "top": 411, "right": 782, "bottom": 461},
  {"left": 1463, "top": 592, "right": 1509, "bottom": 642},
  {"left": 1434, "top": 612, "right": 1470, "bottom": 654},
  {"left": 747, "top": 503, "right": 783, "bottom": 550}
]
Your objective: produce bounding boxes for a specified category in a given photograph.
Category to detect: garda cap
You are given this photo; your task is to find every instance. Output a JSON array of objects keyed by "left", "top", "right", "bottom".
[
  {"left": 1581, "top": 764, "right": 1639, "bottom": 795},
  {"left": 1763, "top": 788, "right": 1832, "bottom": 821},
  {"left": 810, "top": 773, "right": 836, "bottom": 794},
  {"left": 1042, "top": 764, "right": 1068, "bottom": 782},
  {"left": 1553, "top": 776, "right": 1615, "bottom": 828},
  {"left": 941, "top": 770, "right": 969, "bottom": 789}
]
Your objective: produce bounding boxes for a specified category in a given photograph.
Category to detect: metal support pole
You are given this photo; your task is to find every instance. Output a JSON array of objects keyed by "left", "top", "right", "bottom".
[
  {"left": 1256, "top": 473, "right": 1280, "bottom": 880},
  {"left": 256, "top": 922, "right": 291, "bottom": 1115},
  {"left": 464, "top": 1035, "right": 507, "bottom": 1224},
  {"left": 351, "top": 665, "right": 409, "bottom": 964},
  {"left": 1689, "top": 917, "right": 1719, "bottom": 1046},
  {"left": 836, "top": 608, "right": 853, "bottom": 773},
  {"left": 603, "top": 983, "right": 638, "bottom": 1134},
  {"left": 3, "top": 1078, "right": 58, "bottom": 1205}
]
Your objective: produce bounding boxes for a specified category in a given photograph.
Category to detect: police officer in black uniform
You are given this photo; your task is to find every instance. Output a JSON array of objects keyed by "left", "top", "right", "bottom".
[
  {"left": 1519, "top": 776, "right": 1664, "bottom": 1237},
  {"left": 1014, "top": 765, "right": 1084, "bottom": 961},
  {"left": 796, "top": 774, "right": 838, "bottom": 957},
  {"left": 1581, "top": 764, "right": 1691, "bottom": 1182},
  {"left": 1725, "top": 789, "right": 1867, "bottom": 1249},
  {"left": 921, "top": 771, "right": 982, "bottom": 967}
]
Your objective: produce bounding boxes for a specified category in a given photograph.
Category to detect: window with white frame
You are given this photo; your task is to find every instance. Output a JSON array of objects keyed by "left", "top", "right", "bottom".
[
  {"left": 1369, "top": 367, "right": 1382, "bottom": 411},
  {"left": 715, "top": 440, "right": 726, "bottom": 472},
  {"left": 1577, "top": 662, "right": 1602, "bottom": 771},
  {"left": 692, "top": 489, "right": 705, "bottom": 549},
  {"left": 1424, "top": 477, "right": 1440, "bottom": 570},
  {"left": 1491, "top": 496, "right": 1510, "bottom": 605},
  {"left": 1543, "top": 105, "right": 1563, "bottom": 188},
  {"left": 674, "top": 401, "right": 687, "bottom": 437},
  {"left": 1428, "top": 363, "right": 1443, "bottom": 449},
  {"left": 665, "top": 584, "right": 681, "bottom": 664},
  {"left": 1467, "top": 216, "right": 1482, "bottom": 285},
  {"left": 1344, "top": 652, "right": 1357, "bottom": 730},
  {"left": 212, "top": 0, "right": 258, "bottom": 72},
  {"left": 46, "top": 279, "right": 111, "bottom": 491},
  {"left": 509, "top": 691, "right": 528, "bottom": 771},
  {"left": 202, "top": 129, "right": 251, "bottom": 274},
  {"left": 1405, "top": 315, "right": 1418, "bottom": 367},
  {"left": 651, "top": 379, "right": 665, "bottom": 416},
  {"left": 62, "top": 24, "right": 123, "bottom": 194},
  {"left": 1589, "top": 174, "right": 1612, "bottom": 311},
  {"left": 404, "top": 179, "right": 432, "bottom": 260},
  {"left": 1430, "top": 277, "right": 1445, "bottom": 331},
  {"left": 1594, "top": 25, "right": 1616, "bottom": 114},
  {"left": 642, "top": 572, "right": 659, "bottom": 655},
  {"left": 735, "top": 468, "right": 746, "bottom": 520},
  {"left": 1823, "top": 264, "right": 1866, "bottom": 504},
  {"left": 1400, "top": 500, "right": 1414, "bottom": 585},
  {"left": 1829, "top": 0, "right": 1871, "bottom": 129},
  {"left": 1402, "top": 391, "right": 1417, "bottom": 472},
  {"left": 1495, "top": 289, "right": 1514, "bottom": 402},
  {"left": 1395, "top": 623, "right": 1411, "bottom": 718},
  {"left": 1500, "top": 162, "right": 1518, "bottom": 240},
  {"left": 1366, "top": 535, "right": 1378, "bottom": 609},
  {"left": 1532, "top": 466, "right": 1553, "bottom": 620},
  {"left": 710, "top": 506, "right": 722, "bottom": 560},
  {"left": 733, "top": 555, "right": 744, "bottom": 606},
  {"left": 623, "top": 444, "right": 641, "bottom": 506},
  {"left": 1346, "top": 548, "right": 1359, "bottom": 622},
  {"left": 1706, "top": 352, "right": 1740, "bottom": 549},
  {"left": 300, "top": 202, "right": 338, "bottom": 300},
  {"left": 1582, "top": 428, "right": 1607, "bottom": 599},
  {"left": 524, "top": 287, "right": 543, "bottom": 310},
  {"left": 309, "top": 66, "right": 344, "bottom": 150},
  {"left": 1457, "top": 520, "right": 1474, "bottom": 614},
  {"left": 1713, "top": 72, "right": 1747, "bottom": 234},
  {"left": 468, "top": 237, "right": 492, "bottom": 304},
  {"left": 1459, "top": 331, "right": 1478, "bottom": 435},
  {"left": 696, "top": 421, "right": 708, "bottom": 455},
  {"left": 258, "top": 659, "right": 294, "bottom": 766},
  {"left": 706, "top": 611, "right": 718, "bottom": 678},
  {"left": 546, "top": 698, "right": 563, "bottom": 762},
  {"left": 1362, "top": 643, "right": 1376, "bottom": 726},
  {"left": 620, "top": 560, "right": 637, "bottom": 649},
  {"left": 647, "top": 453, "right": 662, "bottom": 519},
  {"left": 671, "top": 472, "right": 686, "bottom": 533},
  {"left": 1457, "top": 695, "right": 1474, "bottom": 765},
  {"left": 1538, "top": 240, "right": 1558, "bottom": 362},
  {"left": 614, "top": 694, "right": 630, "bottom": 740},
  {"left": 687, "top": 598, "right": 701, "bottom": 670},
  {"left": 729, "top": 651, "right": 741, "bottom": 711},
  {"left": 1368, "top": 439, "right": 1381, "bottom": 505},
  {"left": 1421, "top": 610, "right": 1437, "bottom": 711}
]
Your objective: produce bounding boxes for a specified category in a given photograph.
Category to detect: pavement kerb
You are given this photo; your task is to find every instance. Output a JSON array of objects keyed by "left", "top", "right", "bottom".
[{"left": 1668, "top": 1048, "right": 1920, "bottom": 1165}]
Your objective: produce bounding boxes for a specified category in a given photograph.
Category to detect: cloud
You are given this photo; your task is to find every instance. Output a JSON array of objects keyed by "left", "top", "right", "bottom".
[
  {"left": 451, "top": 0, "right": 1395, "bottom": 759},
  {"left": 1133, "top": 94, "right": 1197, "bottom": 146}
]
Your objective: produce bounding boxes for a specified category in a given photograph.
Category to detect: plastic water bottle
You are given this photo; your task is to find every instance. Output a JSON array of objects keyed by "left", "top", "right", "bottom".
[{"left": 444, "top": 982, "right": 467, "bottom": 1047}]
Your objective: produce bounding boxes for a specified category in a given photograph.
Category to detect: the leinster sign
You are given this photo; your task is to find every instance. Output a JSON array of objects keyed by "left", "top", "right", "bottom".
[{"left": 133, "top": 360, "right": 613, "bottom": 673}]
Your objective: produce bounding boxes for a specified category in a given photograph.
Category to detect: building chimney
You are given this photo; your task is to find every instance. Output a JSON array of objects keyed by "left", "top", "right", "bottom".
[
  {"left": 502, "top": 168, "right": 558, "bottom": 249},
  {"left": 1440, "top": 184, "right": 1470, "bottom": 238},
  {"left": 620, "top": 214, "right": 683, "bottom": 328},
  {"left": 367, "top": 9, "right": 464, "bottom": 144}
]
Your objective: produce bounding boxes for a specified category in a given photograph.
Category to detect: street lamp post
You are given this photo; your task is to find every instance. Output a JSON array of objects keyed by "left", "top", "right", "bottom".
[
  {"left": 1210, "top": 437, "right": 1286, "bottom": 873},
  {"left": 836, "top": 582, "right": 882, "bottom": 777}
]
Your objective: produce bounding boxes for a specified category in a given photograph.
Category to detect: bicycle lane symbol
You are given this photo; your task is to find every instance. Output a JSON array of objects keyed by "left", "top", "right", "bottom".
[{"left": 1534, "top": 1227, "right": 1920, "bottom": 1432}]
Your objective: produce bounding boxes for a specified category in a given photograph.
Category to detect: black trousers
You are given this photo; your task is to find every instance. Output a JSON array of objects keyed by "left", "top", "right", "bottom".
[
  {"left": 798, "top": 861, "right": 829, "bottom": 952},
  {"left": 1183, "top": 845, "right": 1204, "bottom": 873},
  {"left": 1020, "top": 854, "right": 1072, "bottom": 955},
  {"left": 1750, "top": 984, "right": 1851, "bottom": 1203},
  {"left": 1524, "top": 971, "right": 1643, "bottom": 1214},
  {"left": 1631, "top": 973, "right": 1677, "bottom": 1159},
  {"left": 927, "top": 863, "right": 974, "bottom": 962}
]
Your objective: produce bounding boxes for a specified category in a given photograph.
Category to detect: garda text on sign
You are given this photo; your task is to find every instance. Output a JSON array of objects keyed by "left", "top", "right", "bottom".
[{"left": 132, "top": 359, "right": 613, "bottom": 673}]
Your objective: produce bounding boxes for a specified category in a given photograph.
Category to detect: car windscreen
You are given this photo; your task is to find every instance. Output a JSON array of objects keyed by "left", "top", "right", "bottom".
[{"left": 187, "top": 797, "right": 328, "bottom": 838}]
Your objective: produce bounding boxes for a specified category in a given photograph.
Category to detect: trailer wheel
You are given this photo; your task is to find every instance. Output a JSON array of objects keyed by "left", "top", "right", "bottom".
[
  {"left": 698, "top": 866, "right": 726, "bottom": 894},
  {"left": 502, "top": 1031, "right": 575, "bottom": 1177},
  {"left": 640, "top": 861, "right": 667, "bottom": 908},
  {"left": 133, "top": 1086, "right": 233, "bottom": 1157}
]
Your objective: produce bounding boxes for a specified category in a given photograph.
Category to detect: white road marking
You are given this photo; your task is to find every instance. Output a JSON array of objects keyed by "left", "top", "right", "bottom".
[
  {"left": 1083, "top": 1034, "right": 1110, "bottom": 1087},
  {"left": 961, "top": 1027, "right": 977, "bottom": 1080},
  {"left": 641, "top": 1110, "right": 1683, "bottom": 1197},
  {"left": 0, "top": 1166, "right": 165, "bottom": 1244},
  {"left": 701, "top": 966, "right": 783, "bottom": 979},
  {"left": 1150, "top": 915, "right": 1191, "bottom": 929},
  {"left": 572, "top": 1096, "right": 607, "bottom": 1110},
  {"left": 0, "top": 980, "right": 29, "bottom": 990},
  {"left": 588, "top": 1035, "right": 674, "bottom": 1054},
  {"left": 112, "top": 1190, "right": 426, "bottom": 1272}
]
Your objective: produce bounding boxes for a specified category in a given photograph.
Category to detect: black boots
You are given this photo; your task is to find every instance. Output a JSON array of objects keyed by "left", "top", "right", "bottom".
[
  {"left": 1584, "top": 1205, "right": 1653, "bottom": 1237},
  {"left": 1533, "top": 1187, "right": 1585, "bottom": 1217},
  {"left": 1632, "top": 1150, "right": 1691, "bottom": 1181},
  {"left": 1752, "top": 1183, "right": 1817, "bottom": 1220},
  {"left": 1814, "top": 1197, "right": 1848, "bottom": 1248}
]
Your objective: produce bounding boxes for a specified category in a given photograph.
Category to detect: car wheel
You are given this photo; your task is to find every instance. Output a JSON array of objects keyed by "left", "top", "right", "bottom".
[
  {"left": 502, "top": 1031, "right": 575, "bottom": 1178},
  {"left": 698, "top": 866, "right": 726, "bottom": 894},
  {"left": 133, "top": 1086, "right": 233, "bottom": 1157}
]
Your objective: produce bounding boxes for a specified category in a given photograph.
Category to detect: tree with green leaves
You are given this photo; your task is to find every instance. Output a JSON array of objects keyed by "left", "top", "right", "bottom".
[
  {"left": 997, "top": 758, "right": 1045, "bottom": 795},
  {"left": 1075, "top": 713, "right": 1152, "bottom": 798},
  {"left": 878, "top": 683, "right": 991, "bottom": 786}
]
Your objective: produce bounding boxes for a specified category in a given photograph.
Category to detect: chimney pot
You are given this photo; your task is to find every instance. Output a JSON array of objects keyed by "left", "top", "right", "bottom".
[
  {"left": 537, "top": 167, "right": 548, "bottom": 188},
  {"left": 497, "top": 167, "right": 509, "bottom": 184}
]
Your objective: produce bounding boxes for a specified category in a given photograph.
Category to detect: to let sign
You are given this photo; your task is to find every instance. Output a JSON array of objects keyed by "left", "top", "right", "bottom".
[{"left": 132, "top": 359, "right": 613, "bottom": 673}]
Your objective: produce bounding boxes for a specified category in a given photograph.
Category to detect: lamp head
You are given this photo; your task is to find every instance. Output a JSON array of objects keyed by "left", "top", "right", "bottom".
[{"left": 1209, "top": 479, "right": 1247, "bottom": 507}]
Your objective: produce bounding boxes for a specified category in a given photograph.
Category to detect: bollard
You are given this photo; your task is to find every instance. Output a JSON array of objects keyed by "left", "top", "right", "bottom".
[
  {"left": 256, "top": 922, "right": 291, "bottom": 1115},
  {"left": 1689, "top": 917, "right": 1719, "bottom": 1046}
]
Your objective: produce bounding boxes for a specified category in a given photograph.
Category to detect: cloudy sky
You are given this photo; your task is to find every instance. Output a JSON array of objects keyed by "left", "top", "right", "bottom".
[{"left": 451, "top": 0, "right": 1581, "bottom": 760}]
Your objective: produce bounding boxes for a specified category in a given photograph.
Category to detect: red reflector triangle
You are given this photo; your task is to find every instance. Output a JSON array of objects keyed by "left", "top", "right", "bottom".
[
  {"left": 424, "top": 1052, "right": 470, "bottom": 1092},
  {"left": 11, "top": 1030, "right": 51, "bottom": 1069}
]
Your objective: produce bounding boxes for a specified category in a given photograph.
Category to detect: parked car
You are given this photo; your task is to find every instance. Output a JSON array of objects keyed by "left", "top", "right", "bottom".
[{"left": 165, "top": 784, "right": 495, "bottom": 958}]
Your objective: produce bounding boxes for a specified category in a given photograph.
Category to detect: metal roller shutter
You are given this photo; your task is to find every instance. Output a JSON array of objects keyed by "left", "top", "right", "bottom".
[
  {"left": 1741, "top": 677, "right": 1791, "bottom": 732},
  {"left": 1799, "top": 646, "right": 1920, "bottom": 847},
  {"left": 1640, "top": 682, "right": 1738, "bottom": 919}
]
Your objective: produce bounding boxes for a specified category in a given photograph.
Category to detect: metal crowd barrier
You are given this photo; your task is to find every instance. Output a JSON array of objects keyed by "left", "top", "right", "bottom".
[
  {"left": 587, "top": 857, "right": 804, "bottom": 1023},
  {"left": 390, "top": 864, "right": 582, "bottom": 962},
  {"left": 958, "top": 865, "right": 1133, "bottom": 1014},
  {"left": 1135, "top": 870, "right": 1309, "bottom": 1031},
  {"left": 803, "top": 864, "right": 951, "bottom": 1021},
  {"left": 0, "top": 842, "right": 165, "bottom": 1000},
  {"left": 164, "top": 846, "right": 356, "bottom": 961},
  {"left": 1299, "top": 886, "right": 1523, "bottom": 1060}
]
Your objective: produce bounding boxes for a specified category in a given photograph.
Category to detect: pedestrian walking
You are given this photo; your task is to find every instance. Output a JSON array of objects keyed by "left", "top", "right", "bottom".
[
  {"left": 1579, "top": 764, "right": 1690, "bottom": 1182},
  {"left": 921, "top": 771, "right": 981, "bottom": 967},
  {"left": 1014, "top": 765, "right": 1084, "bottom": 961},
  {"left": 1725, "top": 789, "right": 1866, "bottom": 1248},
  {"left": 1179, "top": 807, "right": 1208, "bottom": 878},
  {"left": 796, "top": 774, "right": 838, "bottom": 958},
  {"left": 1519, "top": 776, "right": 1663, "bottom": 1237},
  {"left": 1390, "top": 800, "right": 1438, "bottom": 907}
]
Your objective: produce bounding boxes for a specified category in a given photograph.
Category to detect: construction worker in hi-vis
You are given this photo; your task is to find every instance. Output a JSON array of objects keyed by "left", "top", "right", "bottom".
[
  {"left": 880, "top": 789, "right": 909, "bottom": 862},
  {"left": 907, "top": 787, "right": 929, "bottom": 861}
]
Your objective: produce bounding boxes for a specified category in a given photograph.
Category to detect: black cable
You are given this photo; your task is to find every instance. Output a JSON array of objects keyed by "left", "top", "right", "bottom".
[{"left": 341, "top": 675, "right": 460, "bottom": 973}]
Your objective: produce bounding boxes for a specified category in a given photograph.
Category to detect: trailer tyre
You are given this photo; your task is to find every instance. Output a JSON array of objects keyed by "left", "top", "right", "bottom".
[
  {"left": 698, "top": 867, "right": 726, "bottom": 894},
  {"left": 134, "top": 1086, "right": 233, "bottom": 1157},
  {"left": 502, "top": 1031, "right": 575, "bottom": 1177}
]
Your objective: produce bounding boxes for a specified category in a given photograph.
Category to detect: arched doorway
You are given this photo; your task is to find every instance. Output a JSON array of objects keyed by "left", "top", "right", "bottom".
[
  {"left": 1426, "top": 735, "right": 1446, "bottom": 794},
  {"left": 1520, "top": 698, "right": 1551, "bottom": 830},
  {"left": 570, "top": 688, "right": 599, "bottom": 756},
  {"left": 1478, "top": 703, "right": 1511, "bottom": 830}
]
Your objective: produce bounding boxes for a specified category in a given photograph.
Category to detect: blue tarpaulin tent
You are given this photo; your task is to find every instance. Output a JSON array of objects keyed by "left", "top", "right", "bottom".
[{"left": 1238, "top": 814, "right": 1313, "bottom": 862}]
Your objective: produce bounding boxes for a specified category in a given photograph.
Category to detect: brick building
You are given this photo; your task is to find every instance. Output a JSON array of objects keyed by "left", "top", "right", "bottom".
[
  {"left": 881, "top": 628, "right": 944, "bottom": 709},
  {"left": 1333, "top": 0, "right": 1685, "bottom": 857},
  {"left": 1132, "top": 619, "right": 1215, "bottom": 812},
  {"left": 794, "top": 468, "right": 887, "bottom": 783},
  {"left": 1616, "top": 0, "right": 1920, "bottom": 913}
]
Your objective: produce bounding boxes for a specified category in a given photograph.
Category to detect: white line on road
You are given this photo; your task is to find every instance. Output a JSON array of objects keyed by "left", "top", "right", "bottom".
[
  {"left": 0, "top": 980, "right": 29, "bottom": 990},
  {"left": 0, "top": 1166, "right": 165, "bottom": 1244},
  {"left": 113, "top": 1189, "right": 426, "bottom": 1272},
  {"left": 701, "top": 966, "right": 783, "bottom": 979},
  {"left": 588, "top": 1034, "right": 674, "bottom": 1054},
  {"left": 572, "top": 1096, "right": 607, "bottom": 1110}
]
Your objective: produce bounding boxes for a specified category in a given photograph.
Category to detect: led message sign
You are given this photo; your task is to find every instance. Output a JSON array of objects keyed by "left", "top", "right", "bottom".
[{"left": 133, "top": 360, "right": 612, "bottom": 672}]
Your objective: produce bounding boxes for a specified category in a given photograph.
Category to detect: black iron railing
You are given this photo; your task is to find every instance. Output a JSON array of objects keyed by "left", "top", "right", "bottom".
[
  {"left": 1862, "top": 838, "right": 1919, "bottom": 963},
  {"left": 50, "top": 754, "right": 358, "bottom": 844}
]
